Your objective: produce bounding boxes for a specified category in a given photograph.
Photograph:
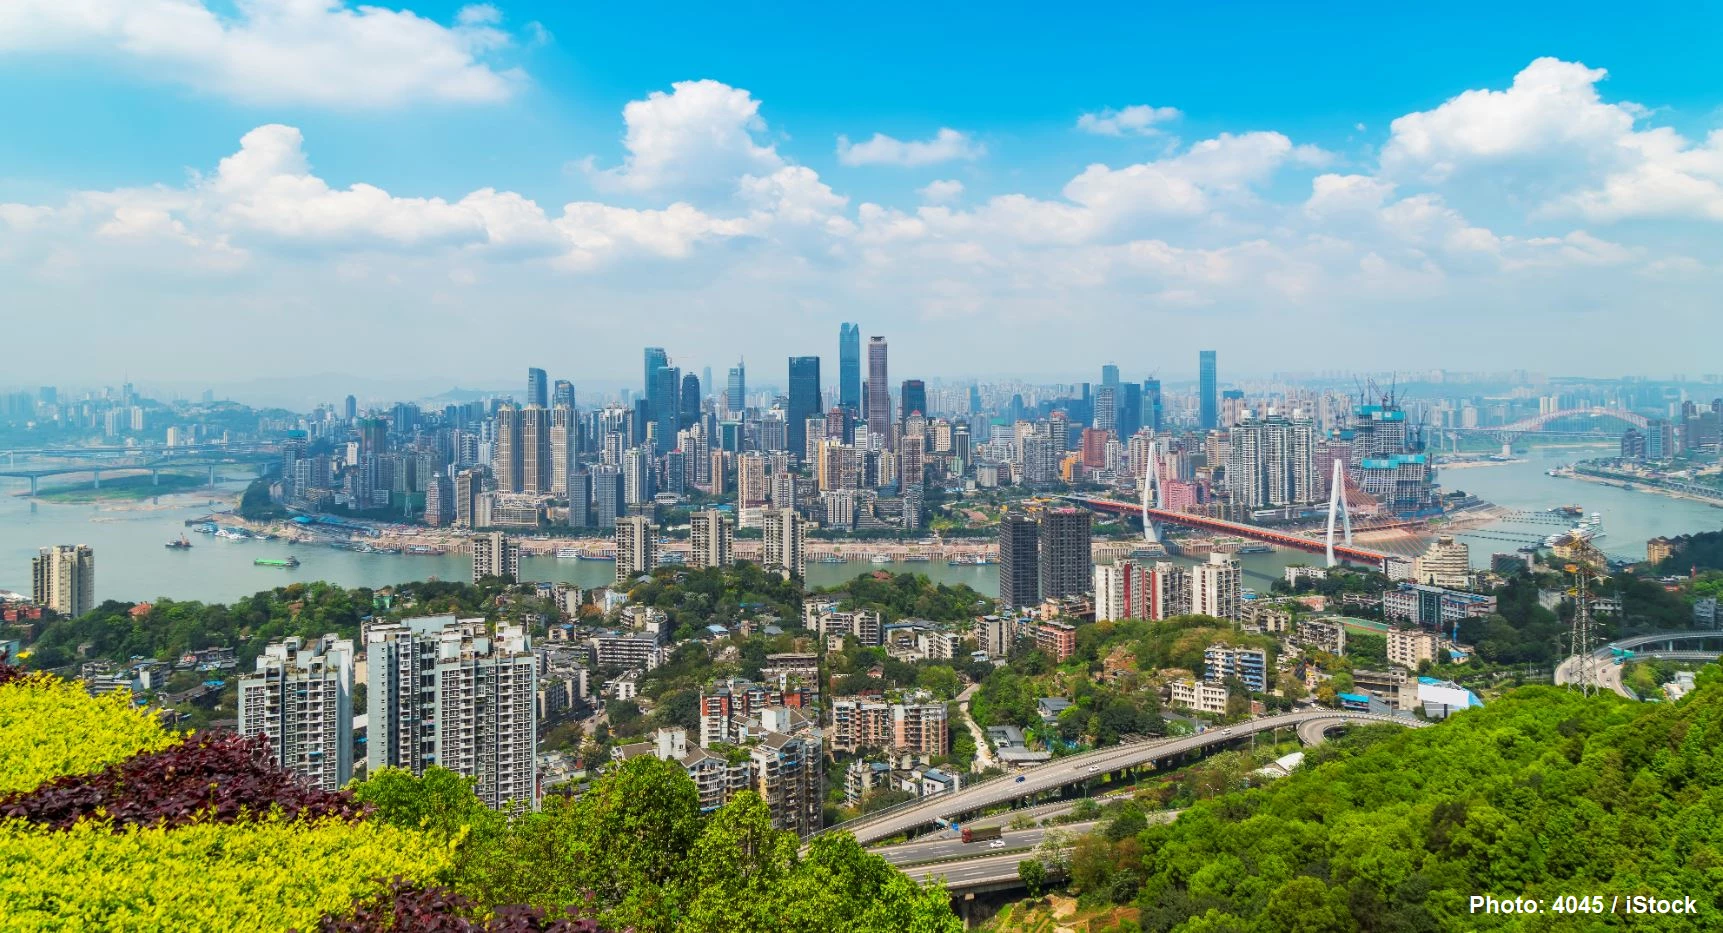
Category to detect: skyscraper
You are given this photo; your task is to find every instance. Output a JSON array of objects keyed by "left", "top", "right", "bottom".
[
  {"left": 520, "top": 406, "right": 553, "bottom": 495},
  {"left": 366, "top": 617, "right": 537, "bottom": 809},
  {"left": 31, "top": 544, "right": 94, "bottom": 617},
  {"left": 493, "top": 405, "right": 522, "bottom": 493},
  {"left": 762, "top": 507, "right": 807, "bottom": 579},
  {"left": 1199, "top": 351, "right": 1218, "bottom": 430},
  {"left": 1226, "top": 409, "right": 1318, "bottom": 508},
  {"left": 238, "top": 635, "right": 354, "bottom": 792},
  {"left": 550, "top": 405, "right": 578, "bottom": 494},
  {"left": 1118, "top": 382, "right": 1142, "bottom": 437},
  {"left": 526, "top": 367, "right": 548, "bottom": 409},
  {"left": 1038, "top": 508, "right": 1093, "bottom": 601},
  {"left": 787, "top": 356, "right": 822, "bottom": 460},
  {"left": 591, "top": 466, "right": 624, "bottom": 528},
  {"left": 1144, "top": 379, "right": 1163, "bottom": 432},
  {"left": 867, "top": 336, "right": 891, "bottom": 448},
  {"left": 998, "top": 511, "right": 1038, "bottom": 609},
  {"left": 726, "top": 360, "right": 746, "bottom": 413},
  {"left": 1192, "top": 553, "right": 1242, "bottom": 621},
  {"left": 680, "top": 372, "right": 701, "bottom": 430},
  {"left": 552, "top": 379, "right": 575, "bottom": 408},
  {"left": 689, "top": 510, "right": 734, "bottom": 569},
  {"left": 643, "top": 347, "right": 668, "bottom": 403},
  {"left": 472, "top": 532, "right": 520, "bottom": 583},
  {"left": 900, "top": 379, "right": 927, "bottom": 423},
  {"left": 651, "top": 364, "right": 680, "bottom": 450},
  {"left": 616, "top": 516, "right": 656, "bottom": 582},
  {"left": 839, "top": 323, "right": 861, "bottom": 414}
]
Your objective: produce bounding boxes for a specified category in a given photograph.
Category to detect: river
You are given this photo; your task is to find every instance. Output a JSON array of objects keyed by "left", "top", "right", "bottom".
[{"left": 2, "top": 446, "right": 1717, "bottom": 606}]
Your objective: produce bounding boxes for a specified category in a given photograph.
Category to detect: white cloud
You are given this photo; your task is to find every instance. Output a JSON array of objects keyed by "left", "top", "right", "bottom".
[
  {"left": 0, "top": 0, "right": 523, "bottom": 107},
  {"left": 1076, "top": 105, "right": 1182, "bottom": 137},
  {"left": 591, "top": 80, "right": 783, "bottom": 194},
  {"left": 917, "top": 180, "right": 964, "bottom": 203},
  {"left": 836, "top": 129, "right": 985, "bottom": 167}
]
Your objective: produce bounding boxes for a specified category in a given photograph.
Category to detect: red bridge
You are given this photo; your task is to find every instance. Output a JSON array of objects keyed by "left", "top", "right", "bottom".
[{"left": 1064, "top": 496, "right": 1389, "bottom": 568}]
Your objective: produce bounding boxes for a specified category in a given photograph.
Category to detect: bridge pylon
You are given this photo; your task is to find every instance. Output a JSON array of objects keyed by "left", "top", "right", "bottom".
[
  {"left": 1141, "top": 439, "right": 1163, "bottom": 544},
  {"left": 1324, "top": 458, "right": 1352, "bottom": 568}
]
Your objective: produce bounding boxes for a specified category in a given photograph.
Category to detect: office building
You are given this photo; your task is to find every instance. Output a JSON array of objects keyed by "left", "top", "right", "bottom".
[
  {"left": 1198, "top": 351, "right": 1218, "bottom": 430},
  {"left": 998, "top": 510, "right": 1039, "bottom": 608},
  {"left": 366, "top": 617, "right": 537, "bottom": 809},
  {"left": 591, "top": 466, "right": 624, "bottom": 528},
  {"left": 1192, "top": 552, "right": 1242, "bottom": 621},
  {"left": 839, "top": 323, "right": 861, "bottom": 414},
  {"left": 726, "top": 360, "right": 746, "bottom": 413},
  {"left": 867, "top": 336, "right": 891, "bottom": 448},
  {"left": 900, "top": 379, "right": 927, "bottom": 423},
  {"left": 237, "top": 635, "right": 354, "bottom": 792},
  {"left": 565, "top": 468, "right": 591, "bottom": 528},
  {"left": 31, "top": 544, "right": 94, "bottom": 617},
  {"left": 1203, "top": 643, "right": 1267, "bottom": 692},
  {"left": 1038, "top": 507, "right": 1092, "bottom": 600},
  {"left": 787, "top": 356, "right": 822, "bottom": 460},
  {"left": 689, "top": 510, "right": 734, "bottom": 569},
  {"left": 552, "top": 379, "right": 575, "bottom": 408},
  {"left": 527, "top": 367, "right": 547, "bottom": 409},
  {"left": 472, "top": 532, "right": 520, "bottom": 583},
  {"left": 616, "top": 516, "right": 656, "bottom": 583},
  {"left": 1144, "top": 378, "right": 1163, "bottom": 432},
  {"left": 762, "top": 508, "right": 807, "bottom": 579},
  {"left": 651, "top": 365, "right": 681, "bottom": 451},
  {"left": 1414, "top": 536, "right": 1471, "bottom": 589},
  {"left": 643, "top": 347, "right": 667, "bottom": 402}
]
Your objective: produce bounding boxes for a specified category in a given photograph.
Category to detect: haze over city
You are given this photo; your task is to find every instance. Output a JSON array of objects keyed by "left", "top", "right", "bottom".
[{"left": 4, "top": 0, "right": 1723, "bottom": 386}]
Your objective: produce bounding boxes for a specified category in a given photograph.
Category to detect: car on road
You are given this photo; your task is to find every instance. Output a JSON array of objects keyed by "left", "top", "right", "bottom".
[
  {"left": 1222, "top": 729, "right": 1234, "bottom": 736},
  {"left": 988, "top": 839, "right": 1006, "bottom": 849},
  {"left": 1015, "top": 775, "right": 1026, "bottom": 783},
  {"left": 1086, "top": 765, "right": 1100, "bottom": 773}
]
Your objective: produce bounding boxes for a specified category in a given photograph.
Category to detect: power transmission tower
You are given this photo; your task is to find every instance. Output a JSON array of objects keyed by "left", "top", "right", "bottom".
[{"left": 1563, "top": 539, "right": 1608, "bottom": 696}]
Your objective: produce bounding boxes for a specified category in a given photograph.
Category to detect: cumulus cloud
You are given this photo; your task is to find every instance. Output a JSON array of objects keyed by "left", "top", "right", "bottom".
[
  {"left": 0, "top": 0, "right": 523, "bottom": 107},
  {"left": 917, "top": 180, "right": 964, "bottom": 203},
  {"left": 836, "top": 129, "right": 985, "bottom": 167},
  {"left": 1076, "top": 105, "right": 1182, "bottom": 136},
  {"left": 591, "top": 80, "right": 783, "bottom": 194}
]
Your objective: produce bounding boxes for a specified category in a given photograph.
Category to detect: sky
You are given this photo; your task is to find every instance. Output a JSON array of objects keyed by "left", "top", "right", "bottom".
[{"left": 2, "top": 0, "right": 1722, "bottom": 398}]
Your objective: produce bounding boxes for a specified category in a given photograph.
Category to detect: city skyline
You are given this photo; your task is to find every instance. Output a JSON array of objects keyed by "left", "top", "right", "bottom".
[{"left": 4, "top": 2, "right": 1723, "bottom": 383}]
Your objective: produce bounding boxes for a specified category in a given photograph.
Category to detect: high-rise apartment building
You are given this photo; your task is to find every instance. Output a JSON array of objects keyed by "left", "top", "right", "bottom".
[
  {"left": 623, "top": 446, "right": 654, "bottom": 505},
  {"left": 454, "top": 467, "right": 483, "bottom": 528},
  {"left": 1038, "top": 508, "right": 1092, "bottom": 601},
  {"left": 749, "top": 714, "right": 823, "bottom": 839},
  {"left": 689, "top": 510, "right": 734, "bottom": 569},
  {"left": 787, "top": 356, "right": 821, "bottom": 461},
  {"left": 616, "top": 516, "right": 656, "bottom": 582},
  {"left": 1192, "top": 552, "right": 1242, "bottom": 621},
  {"left": 471, "top": 532, "right": 520, "bottom": 583},
  {"left": 762, "top": 508, "right": 807, "bottom": 579},
  {"left": 423, "top": 472, "right": 452, "bottom": 527},
  {"left": 867, "top": 336, "right": 891, "bottom": 448},
  {"left": 591, "top": 466, "right": 624, "bottom": 529},
  {"left": 493, "top": 404, "right": 522, "bottom": 493},
  {"left": 366, "top": 617, "right": 537, "bottom": 809},
  {"left": 1226, "top": 410, "right": 1318, "bottom": 508},
  {"left": 550, "top": 405, "right": 578, "bottom": 494},
  {"left": 237, "top": 635, "right": 354, "bottom": 792},
  {"left": 526, "top": 367, "right": 547, "bottom": 409},
  {"left": 998, "top": 510, "right": 1039, "bottom": 608},
  {"left": 31, "top": 544, "right": 94, "bottom": 617},
  {"left": 1414, "top": 535, "right": 1471, "bottom": 589},
  {"left": 737, "top": 452, "right": 769, "bottom": 508},
  {"left": 839, "top": 323, "right": 861, "bottom": 414},
  {"left": 520, "top": 406, "right": 553, "bottom": 495},
  {"left": 1203, "top": 643, "right": 1266, "bottom": 692},
  {"left": 1199, "top": 351, "right": 1218, "bottom": 430}
]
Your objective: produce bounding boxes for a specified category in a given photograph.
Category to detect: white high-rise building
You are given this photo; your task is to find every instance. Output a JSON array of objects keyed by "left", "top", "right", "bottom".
[
  {"left": 366, "top": 616, "right": 537, "bottom": 809},
  {"left": 1414, "top": 536, "right": 1471, "bottom": 589},
  {"left": 762, "top": 508, "right": 807, "bottom": 579},
  {"left": 689, "top": 510, "right": 734, "bottom": 569},
  {"left": 616, "top": 515, "right": 656, "bottom": 582},
  {"left": 31, "top": 544, "right": 94, "bottom": 618},
  {"left": 471, "top": 532, "right": 520, "bottom": 583},
  {"left": 1226, "top": 409, "right": 1318, "bottom": 508},
  {"left": 1192, "top": 552, "right": 1242, "bottom": 621},
  {"left": 238, "top": 635, "right": 354, "bottom": 791}
]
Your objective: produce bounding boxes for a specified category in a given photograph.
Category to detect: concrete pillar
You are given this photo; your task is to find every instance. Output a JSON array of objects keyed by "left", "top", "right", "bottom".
[
  {"left": 208, "top": 465, "right": 217, "bottom": 488},
  {"left": 92, "top": 470, "right": 100, "bottom": 489},
  {"left": 152, "top": 469, "right": 160, "bottom": 486},
  {"left": 28, "top": 475, "right": 38, "bottom": 496}
]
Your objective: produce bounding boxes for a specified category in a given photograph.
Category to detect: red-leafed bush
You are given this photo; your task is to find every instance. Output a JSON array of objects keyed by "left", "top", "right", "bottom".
[
  {"left": 0, "top": 657, "right": 25, "bottom": 687},
  {"left": 310, "top": 880, "right": 604, "bottom": 932},
  {"left": 0, "top": 731, "right": 366, "bottom": 830}
]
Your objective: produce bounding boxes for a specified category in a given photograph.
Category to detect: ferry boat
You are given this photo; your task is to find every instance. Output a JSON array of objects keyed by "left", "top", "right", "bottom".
[
  {"left": 1545, "top": 514, "right": 1605, "bottom": 548},
  {"left": 870, "top": 554, "right": 893, "bottom": 564},
  {"left": 814, "top": 554, "right": 846, "bottom": 563},
  {"left": 165, "top": 535, "right": 192, "bottom": 550},
  {"left": 1235, "top": 544, "right": 1273, "bottom": 554},
  {"left": 575, "top": 553, "right": 611, "bottom": 561},
  {"left": 901, "top": 554, "right": 932, "bottom": 562},
  {"left": 1550, "top": 504, "right": 1585, "bottom": 517},
  {"left": 555, "top": 547, "right": 582, "bottom": 559},
  {"left": 255, "top": 556, "right": 300, "bottom": 568}
]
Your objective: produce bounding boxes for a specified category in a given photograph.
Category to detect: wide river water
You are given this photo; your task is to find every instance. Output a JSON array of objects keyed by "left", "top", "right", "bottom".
[{"left": 2, "top": 445, "right": 1717, "bottom": 606}]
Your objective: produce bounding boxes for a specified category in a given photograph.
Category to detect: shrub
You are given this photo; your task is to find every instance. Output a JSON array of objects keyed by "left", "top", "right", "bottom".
[
  {"left": 0, "top": 672, "right": 176, "bottom": 795},
  {"left": 311, "top": 880, "right": 603, "bottom": 932},
  {"left": 0, "top": 815, "right": 451, "bottom": 932},
  {"left": 2, "top": 732, "right": 364, "bottom": 830}
]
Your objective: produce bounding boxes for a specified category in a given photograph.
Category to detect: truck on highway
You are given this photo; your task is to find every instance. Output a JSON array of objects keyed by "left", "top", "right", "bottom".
[{"left": 961, "top": 825, "right": 1002, "bottom": 844}]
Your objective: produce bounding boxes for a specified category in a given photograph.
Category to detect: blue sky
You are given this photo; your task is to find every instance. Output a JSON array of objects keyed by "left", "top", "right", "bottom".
[{"left": 2, "top": 0, "right": 1721, "bottom": 395}]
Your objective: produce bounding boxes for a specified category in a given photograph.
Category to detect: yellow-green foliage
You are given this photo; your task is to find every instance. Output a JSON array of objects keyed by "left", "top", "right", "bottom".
[
  {"left": 0, "top": 815, "right": 453, "bottom": 932},
  {"left": 0, "top": 675, "right": 178, "bottom": 795}
]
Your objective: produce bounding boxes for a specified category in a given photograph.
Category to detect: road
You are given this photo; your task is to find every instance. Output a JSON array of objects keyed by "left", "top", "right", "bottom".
[
  {"left": 955, "top": 684, "right": 996, "bottom": 773},
  {"left": 829, "top": 710, "right": 1423, "bottom": 846},
  {"left": 899, "top": 851, "right": 1046, "bottom": 888},
  {"left": 1554, "top": 631, "right": 1723, "bottom": 699},
  {"left": 876, "top": 821, "right": 1098, "bottom": 866}
]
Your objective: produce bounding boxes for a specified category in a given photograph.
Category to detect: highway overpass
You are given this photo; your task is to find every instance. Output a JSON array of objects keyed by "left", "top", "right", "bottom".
[
  {"left": 829, "top": 710, "right": 1424, "bottom": 846},
  {"left": 1555, "top": 631, "right": 1723, "bottom": 699}
]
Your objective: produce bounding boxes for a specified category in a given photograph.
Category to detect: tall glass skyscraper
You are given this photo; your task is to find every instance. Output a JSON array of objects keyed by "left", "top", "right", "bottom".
[
  {"left": 651, "top": 364, "right": 679, "bottom": 450},
  {"left": 787, "top": 356, "right": 822, "bottom": 459},
  {"left": 900, "top": 379, "right": 926, "bottom": 422},
  {"left": 1199, "top": 350, "right": 1218, "bottom": 430},
  {"left": 867, "top": 336, "right": 891, "bottom": 448},
  {"left": 643, "top": 347, "right": 668, "bottom": 409},
  {"left": 726, "top": 360, "right": 746, "bottom": 413},
  {"left": 839, "top": 323, "right": 861, "bottom": 414},
  {"left": 526, "top": 368, "right": 547, "bottom": 408}
]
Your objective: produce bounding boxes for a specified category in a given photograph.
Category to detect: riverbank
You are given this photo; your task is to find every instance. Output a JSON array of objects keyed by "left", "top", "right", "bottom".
[{"left": 1554, "top": 470, "right": 1723, "bottom": 510}]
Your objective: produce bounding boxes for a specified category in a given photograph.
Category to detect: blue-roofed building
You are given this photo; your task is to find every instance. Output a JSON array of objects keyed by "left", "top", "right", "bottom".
[{"left": 1337, "top": 692, "right": 1371, "bottom": 711}]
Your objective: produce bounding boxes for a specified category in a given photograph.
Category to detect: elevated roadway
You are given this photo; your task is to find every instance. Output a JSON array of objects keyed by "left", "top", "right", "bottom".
[
  {"left": 1556, "top": 631, "right": 1723, "bottom": 699},
  {"left": 830, "top": 710, "right": 1423, "bottom": 846}
]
